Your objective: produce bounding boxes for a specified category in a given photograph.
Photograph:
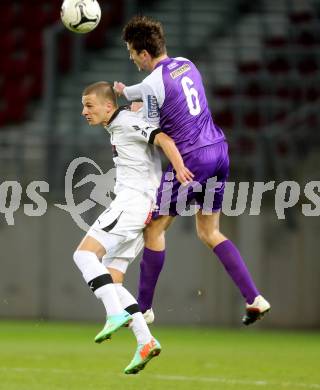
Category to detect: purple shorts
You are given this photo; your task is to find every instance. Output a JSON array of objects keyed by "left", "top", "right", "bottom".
[{"left": 154, "top": 141, "right": 229, "bottom": 218}]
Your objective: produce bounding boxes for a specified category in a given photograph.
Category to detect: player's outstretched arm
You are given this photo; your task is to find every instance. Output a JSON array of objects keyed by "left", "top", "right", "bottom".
[
  {"left": 113, "top": 81, "right": 126, "bottom": 96},
  {"left": 154, "top": 133, "right": 194, "bottom": 185},
  {"left": 113, "top": 81, "right": 143, "bottom": 102}
]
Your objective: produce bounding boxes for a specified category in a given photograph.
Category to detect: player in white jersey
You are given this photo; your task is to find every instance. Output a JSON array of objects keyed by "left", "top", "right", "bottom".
[{"left": 73, "top": 81, "right": 193, "bottom": 374}]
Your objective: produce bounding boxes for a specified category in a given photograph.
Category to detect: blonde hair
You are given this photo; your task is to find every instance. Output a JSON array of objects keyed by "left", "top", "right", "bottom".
[{"left": 82, "top": 81, "right": 117, "bottom": 106}]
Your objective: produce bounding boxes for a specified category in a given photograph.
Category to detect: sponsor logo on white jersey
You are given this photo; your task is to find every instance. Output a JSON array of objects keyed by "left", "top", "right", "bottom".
[{"left": 147, "top": 95, "right": 159, "bottom": 118}]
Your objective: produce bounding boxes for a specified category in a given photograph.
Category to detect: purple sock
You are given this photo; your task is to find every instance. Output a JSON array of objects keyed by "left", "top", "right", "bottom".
[
  {"left": 213, "top": 240, "right": 259, "bottom": 304},
  {"left": 137, "top": 247, "right": 165, "bottom": 313}
]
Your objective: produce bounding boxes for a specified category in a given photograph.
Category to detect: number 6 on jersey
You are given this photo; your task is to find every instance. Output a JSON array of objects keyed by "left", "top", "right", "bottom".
[{"left": 181, "top": 76, "right": 201, "bottom": 116}]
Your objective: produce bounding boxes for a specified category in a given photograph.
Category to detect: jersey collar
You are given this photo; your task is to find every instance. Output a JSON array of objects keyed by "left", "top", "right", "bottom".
[
  {"left": 106, "top": 105, "right": 130, "bottom": 126},
  {"left": 154, "top": 57, "right": 172, "bottom": 70}
]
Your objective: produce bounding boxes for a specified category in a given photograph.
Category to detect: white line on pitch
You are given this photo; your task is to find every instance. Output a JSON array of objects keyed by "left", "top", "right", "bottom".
[
  {"left": 0, "top": 367, "right": 72, "bottom": 374},
  {"left": 2, "top": 367, "right": 320, "bottom": 389},
  {"left": 149, "top": 374, "right": 320, "bottom": 389}
]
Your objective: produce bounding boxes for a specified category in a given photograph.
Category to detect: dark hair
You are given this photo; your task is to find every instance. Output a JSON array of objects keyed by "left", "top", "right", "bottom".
[
  {"left": 82, "top": 81, "right": 117, "bottom": 106},
  {"left": 122, "top": 15, "right": 166, "bottom": 57}
]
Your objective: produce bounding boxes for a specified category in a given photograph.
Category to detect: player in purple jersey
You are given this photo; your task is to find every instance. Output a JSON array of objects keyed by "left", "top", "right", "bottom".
[{"left": 114, "top": 15, "right": 270, "bottom": 325}]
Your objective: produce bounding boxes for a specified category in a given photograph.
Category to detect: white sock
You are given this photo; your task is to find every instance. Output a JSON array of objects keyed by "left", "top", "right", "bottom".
[
  {"left": 73, "top": 250, "right": 123, "bottom": 316},
  {"left": 114, "top": 283, "right": 136, "bottom": 307},
  {"left": 131, "top": 312, "right": 153, "bottom": 345},
  {"left": 114, "top": 283, "right": 152, "bottom": 345},
  {"left": 95, "top": 284, "right": 124, "bottom": 316}
]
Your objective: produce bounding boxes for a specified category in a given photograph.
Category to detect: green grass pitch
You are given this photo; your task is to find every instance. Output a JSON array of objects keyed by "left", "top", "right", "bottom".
[{"left": 1, "top": 321, "right": 319, "bottom": 390}]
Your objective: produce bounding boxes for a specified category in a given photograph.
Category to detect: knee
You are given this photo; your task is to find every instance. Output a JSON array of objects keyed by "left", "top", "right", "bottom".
[
  {"left": 108, "top": 267, "right": 124, "bottom": 283},
  {"left": 144, "top": 223, "right": 165, "bottom": 244},
  {"left": 197, "top": 228, "right": 220, "bottom": 248}
]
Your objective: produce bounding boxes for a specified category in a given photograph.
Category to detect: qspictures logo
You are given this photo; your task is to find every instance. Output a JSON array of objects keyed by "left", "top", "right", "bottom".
[
  {"left": 0, "top": 157, "right": 116, "bottom": 231},
  {"left": 0, "top": 157, "right": 319, "bottom": 231},
  {"left": 54, "top": 157, "right": 116, "bottom": 231}
]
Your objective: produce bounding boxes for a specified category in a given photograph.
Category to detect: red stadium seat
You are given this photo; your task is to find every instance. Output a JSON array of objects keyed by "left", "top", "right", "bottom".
[
  {"left": 274, "top": 109, "right": 288, "bottom": 123},
  {"left": 267, "top": 57, "right": 290, "bottom": 73},
  {"left": 46, "top": 3, "right": 61, "bottom": 24},
  {"left": 305, "top": 86, "right": 320, "bottom": 101},
  {"left": 85, "top": 27, "right": 108, "bottom": 50},
  {"left": 295, "top": 31, "right": 317, "bottom": 47},
  {"left": 264, "top": 36, "right": 288, "bottom": 48},
  {"left": 276, "top": 140, "right": 289, "bottom": 156},
  {"left": 297, "top": 57, "right": 318, "bottom": 74},
  {"left": 213, "top": 109, "right": 234, "bottom": 129},
  {"left": 25, "top": 32, "right": 43, "bottom": 55},
  {"left": 306, "top": 113, "right": 319, "bottom": 128},
  {"left": 26, "top": 59, "right": 44, "bottom": 98},
  {"left": 5, "top": 56, "right": 30, "bottom": 79},
  {"left": 213, "top": 86, "right": 235, "bottom": 99},
  {"left": 291, "top": 86, "right": 304, "bottom": 101},
  {"left": 3, "top": 78, "right": 31, "bottom": 103},
  {"left": 85, "top": 0, "right": 124, "bottom": 49},
  {"left": 237, "top": 136, "right": 256, "bottom": 153},
  {"left": 0, "top": 32, "right": 17, "bottom": 53},
  {"left": 0, "top": 107, "right": 8, "bottom": 127},
  {"left": 243, "top": 110, "right": 264, "bottom": 129},
  {"left": 4, "top": 97, "right": 28, "bottom": 123},
  {"left": 275, "top": 86, "right": 291, "bottom": 99},
  {"left": 244, "top": 82, "right": 265, "bottom": 98},
  {"left": 290, "top": 11, "right": 314, "bottom": 24},
  {"left": 58, "top": 35, "right": 72, "bottom": 73},
  {"left": 19, "top": 6, "right": 53, "bottom": 30},
  {"left": 238, "top": 61, "right": 262, "bottom": 74},
  {"left": 0, "top": 4, "right": 17, "bottom": 31}
]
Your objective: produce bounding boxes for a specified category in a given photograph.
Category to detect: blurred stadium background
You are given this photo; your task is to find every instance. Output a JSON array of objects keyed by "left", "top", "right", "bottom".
[{"left": 1, "top": 0, "right": 320, "bottom": 331}]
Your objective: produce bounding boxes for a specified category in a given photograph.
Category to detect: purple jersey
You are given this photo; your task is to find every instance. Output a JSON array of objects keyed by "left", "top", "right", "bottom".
[{"left": 124, "top": 57, "right": 225, "bottom": 156}]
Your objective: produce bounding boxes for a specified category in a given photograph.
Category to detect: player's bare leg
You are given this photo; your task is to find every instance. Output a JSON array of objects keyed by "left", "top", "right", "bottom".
[
  {"left": 144, "top": 215, "right": 175, "bottom": 251},
  {"left": 108, "top": 267, "right": 124, "bottom": 283},
  {"left": 196, "top": 210, "right": 270, "bottom": 325},
  {"left": 195, "top": 210, "right": 227, "bottom": 248},
  {"left": 137, "top": 215, "right": 174, "bottom": 320},
  {"left": 73, "top": 236, "right": 132, "bottom": 342}
]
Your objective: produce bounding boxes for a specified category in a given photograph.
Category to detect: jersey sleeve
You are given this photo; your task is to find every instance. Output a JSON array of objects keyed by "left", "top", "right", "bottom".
[
  {"left": 124, "top": 67, "right": 165, "bottom": 127},
  {"left": 139, "top": 82, "right": 161, "bottom": 126},
  {"left": 129, "top": 117, "right": 162, "bottom": 144},
  {"left": 123, "top": 83, "right": 143, "bottom": 101}
]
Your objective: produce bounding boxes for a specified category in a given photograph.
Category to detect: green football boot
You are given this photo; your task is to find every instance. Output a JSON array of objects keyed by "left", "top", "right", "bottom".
[
  {"left": 124, "top": 337, "right": 161, "bottom": 375},
  {"left": 94, "top": 311, "right": 132, "bottom": 343}
]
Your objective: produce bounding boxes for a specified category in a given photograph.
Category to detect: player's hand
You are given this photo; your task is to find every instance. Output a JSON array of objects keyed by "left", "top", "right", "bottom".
[
  {"left": 175, "top": 166, "right": 194, "bottom": 186},
  {"left": 130, "top": 102, "right": 143, "bottom": 112},
  {"left": 113, "top": 81, "right": 126, "bottom": 96}
]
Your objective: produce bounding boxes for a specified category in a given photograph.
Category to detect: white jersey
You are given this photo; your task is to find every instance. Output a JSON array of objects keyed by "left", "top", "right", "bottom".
[{"left": 104, "top": 106, "right": 162, "bottom": 199}]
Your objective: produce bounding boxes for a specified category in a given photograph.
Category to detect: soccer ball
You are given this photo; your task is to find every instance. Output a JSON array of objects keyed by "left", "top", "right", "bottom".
[{"left": 60, "top": 0, "right": 101, "bottom": 34}]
